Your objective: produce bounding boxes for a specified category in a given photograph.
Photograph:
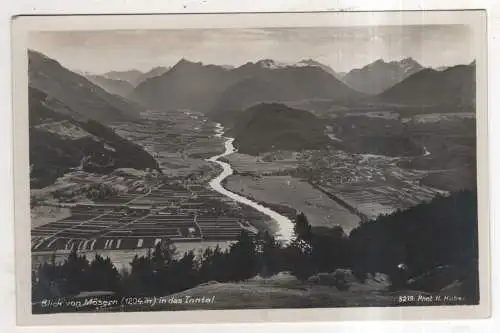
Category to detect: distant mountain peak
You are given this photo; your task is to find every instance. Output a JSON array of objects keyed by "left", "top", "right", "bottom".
[
  {"left": 150, "top": 65, "right": 168, "bottom": 71},
  {"left": 379, "top": 63, "right": 475, "bottom": 105},
  {"left": 174, "top": 58, "right": 200, "bottom": 67},
  {"left": 398, "top": 57, "right": 423, "bottom": 73},
  {"left": 28, "top": 50, "right": 141, "bottom": 124},
  {"left": 343, "top": 57, "right": 424, "bottom": 94},
  {"left": 257, "top": 59, "right": 274, "bottom": 65},
  {"left": 253, "top": 58, "right": 324, "bottom": 69},
  {"left": 28, "top": 49, "right": 51, "bottom": 60},
  {"left": 29, "top": 49, "right": 63, "bottom": 68},
  {"left": 255, "top": 59, "right": 288, "bottom": 69},
  {"left": 106, "top": 69, "right": 143, "bottom": 76},
  {"left": 297, "top": 59, "right": 322, "bottom": 66},
  {"left": 365, "top": 57, "right": 422, "bottom": 69},
  {"left": 101, "top": 69, "right": 145, "bottom": 86},
  {"left": 245, "top": 58, "right": 341, "bottom": 78},
  {"left": 400, "top": 56, "right": 418, "bottom": 63},
  {"left": 434, "top": 60, "right": 475, "bottom": 72},
  {"left": 435, "top": 66, "right": 449, "bottom": 71},
  {"left": 296, "top": 59, "right": 341, "bottom": 78},
  {"left": 361, "top": 58, "right": 385, "bottom": 68}
]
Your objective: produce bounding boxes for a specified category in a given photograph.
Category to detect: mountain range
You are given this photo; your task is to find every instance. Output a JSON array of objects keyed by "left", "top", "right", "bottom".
[
  {"left": 101, "top": 66, "right": 170, "bottom": 87},
  {"left": 27, "top": 50, "right": 476, "bottom": 186},
  {"left": 86, "top": 66, "right": 171, "bottom": 98},
  {"left": 133, "top": 58, "right": 364, "bottom": 120},
  {"left": 85, "top": 56, "right": 475, "bottom": 118},
  {"left": 32, "top": 51, "right": 476, "bottom": 119},
  {"left": 86, "top": 75, "right": 135, "bottom": 98},
  {"left": 28, "top": 50, "right": 159, "bottom": 187},
  {"left": 379, "top": 62, "right": 476, "bottom": 106},
  {"left": 342, "top": 57, "right": 424, "bottom": 95},
  {"left": 133, "top": 59, "right": 239, "bottom": 113},
  {"left": 102, "top": 69, "right": 144, "bottom": 85},
  {"left": 29, "top": 50, "right": 141, "bottom": 124}
]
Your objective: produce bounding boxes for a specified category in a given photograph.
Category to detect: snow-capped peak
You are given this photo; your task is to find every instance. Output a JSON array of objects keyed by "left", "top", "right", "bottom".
[
  {"left": 254, "top": 58, "right": 332, "bottom": 70},
  {"left": 296, "top": 59, "right": 326, "bottom": 68},
  {"left": 399, "top": 57, "right": 422, "bottom": 73},
  {"left": 363, "top": 57, "right": 422, "bottom": 74},
  {"left": 255, "top": 59, "right": 291, "bottom": 69}
]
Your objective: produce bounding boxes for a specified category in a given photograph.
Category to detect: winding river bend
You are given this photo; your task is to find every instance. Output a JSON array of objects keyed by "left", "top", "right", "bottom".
[{"left": 206, "top": 123, "right": 294, "bottom": 241}]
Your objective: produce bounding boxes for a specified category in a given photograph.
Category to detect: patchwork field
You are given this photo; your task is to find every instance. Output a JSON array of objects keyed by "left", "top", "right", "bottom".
[
  {"left": 112, "top": 109, "right": 225, "bottom": 178},
  {"left": 224, "top": 175, "right": 361, "bottom": 232},
  {"left": 221, "top": 151, "right": 302, "bottom": 175},
  {"left": 31, "top": 181, "right": 264, "bottom": 253},
  {"left": 30, "top": 206, "right": 72, "bottom": 228},
  {"left": 297, "top": 148, "right": 446, "bottom": 219}
]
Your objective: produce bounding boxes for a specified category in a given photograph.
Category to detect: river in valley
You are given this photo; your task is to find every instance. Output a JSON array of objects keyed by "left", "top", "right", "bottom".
[{"left": 206, "top": 123, "right": 295, "bottom": 242}]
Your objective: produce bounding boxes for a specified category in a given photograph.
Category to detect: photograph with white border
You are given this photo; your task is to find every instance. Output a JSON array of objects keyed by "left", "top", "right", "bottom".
[{"left": 11, "top": 10, "right": 490, "bottom": 325}]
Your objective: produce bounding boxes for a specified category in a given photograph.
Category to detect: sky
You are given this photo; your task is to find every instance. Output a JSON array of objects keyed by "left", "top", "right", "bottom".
[{"left": 29, "top": 25, "right": 475, "bottom": 74}]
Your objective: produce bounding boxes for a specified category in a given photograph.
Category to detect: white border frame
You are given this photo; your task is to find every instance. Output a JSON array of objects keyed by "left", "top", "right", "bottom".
[{"left": 10, "top": 10, "right": 490, "bottom": 327}]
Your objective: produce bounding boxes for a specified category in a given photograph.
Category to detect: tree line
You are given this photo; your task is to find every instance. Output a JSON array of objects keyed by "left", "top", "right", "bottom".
[{"left": 32, "top": 190, "right": 479, "bottom": 304}]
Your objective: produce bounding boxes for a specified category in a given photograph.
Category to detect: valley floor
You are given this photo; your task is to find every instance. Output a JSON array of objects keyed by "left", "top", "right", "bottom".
[
  {"left": 30, "top": 107, "right": 475, "bottom": 272},
  {"left": 224, "top": 174, "right": 361, "bottom": 232},
  {"left": 30, "top": 110, "right": 273, "bottom": 268}
]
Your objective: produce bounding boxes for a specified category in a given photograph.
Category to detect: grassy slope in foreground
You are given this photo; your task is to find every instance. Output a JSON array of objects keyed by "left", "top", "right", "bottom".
[{"left": 115, "top": 272, "right": 460, "bottom": 311}]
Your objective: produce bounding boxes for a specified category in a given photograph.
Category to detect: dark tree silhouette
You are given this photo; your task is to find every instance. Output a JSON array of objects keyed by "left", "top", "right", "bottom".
[
  {"left": 227, "top": 231, "right": 258, "bottom": 281},
  {"left": 310, "top": 225, "right": 351, "bottom": 273},
  {"left": 287, "top": 238, "right": 315, "bottom": 281},
  {"left": 126, "top": 254, "right": 153, "bottom": 295},
  {"left": 198, "top": 244, "right": 229, "bottom": 282},
  {"left": 61, "top": 248, "right": 89, "bottom": 295},
  {"left": 165, "top": 250, "right": 199, "bottom": 292},
  {"left": 349, "top": 190, "right": 478, "bottom": 297},
  {"left": 256, "top": 231, "right": 282, "bottom": 277},
  {"left": 85, "top": 254, "right": 120, "bottom": 292},
  {"left": 294, "top": 212, "right": 313, "bottom": 243}
]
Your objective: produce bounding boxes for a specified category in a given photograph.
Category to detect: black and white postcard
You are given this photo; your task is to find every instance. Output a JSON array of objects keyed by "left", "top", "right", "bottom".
[{"left": 11, "top": 11, "right": 490, "bottom": 325}]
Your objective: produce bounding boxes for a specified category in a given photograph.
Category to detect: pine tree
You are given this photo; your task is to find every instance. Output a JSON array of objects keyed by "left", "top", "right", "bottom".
[
  {"left": 256, "top": 231, "right": 281, "bottom": 277},
  {"left": 148, "top": 239, "right": 179, "bottom": 295},
  {"left": 227, "top": 231, "right": 258, "bottom": 281},
  {"left": 199, "top": 244, "right": 229, "bottom": 282},
  {"left": 167, "top": 250, "right": 199, "bottom": 292},
  {"left": 61, "top": 248, "right": 89, "bottom": 295},
  {"left": 311, "top": 225, "right": 350, "bottom": 272},
  {"left": 198, "top": 246, "right": 215, "bottom": 282},
  {"left": 86, "top": 254, "right": 120, "bottom": 292},
  {"left": 287, "top": 238, "right": 315, "bottom": 281},
  {"left": 128, "top": 254, "right": 153, "bottom": 295},
  {"left": 294, "top": 212, "right": 313, "bottom": 244}
]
